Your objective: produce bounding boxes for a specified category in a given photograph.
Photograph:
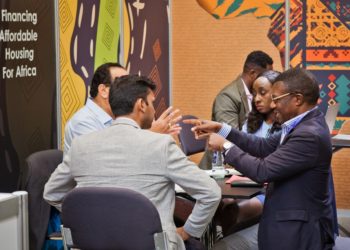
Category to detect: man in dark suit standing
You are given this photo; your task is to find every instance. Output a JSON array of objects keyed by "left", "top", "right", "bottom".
[{"left": 187, "top": 68, "right": 335, "bottom": 250}]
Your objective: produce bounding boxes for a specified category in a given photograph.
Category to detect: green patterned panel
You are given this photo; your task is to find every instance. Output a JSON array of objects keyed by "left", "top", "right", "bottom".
[
  {"left": 268, "top": 3, "right": 284, "bottom": 10},
  {"left": 335, "top": 74, "right": 350, "bottom": 115},
  {"left": 217, "top": 0, "right": 225, "bottom": 7},
  {"left": 238, "top": 7, "right": 258, "bottom": 17},
  {"left": 95, "top": 0, "right": 120, "bottom": 69},
  {"left": 225, "top": 0, "right": 243, "bottom": 16}
]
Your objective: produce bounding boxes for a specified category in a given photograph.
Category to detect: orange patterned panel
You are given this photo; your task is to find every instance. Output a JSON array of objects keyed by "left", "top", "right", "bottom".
[
  {"left": 306, "top": 0, "right": 350, "bottom": 47},
  {"left": 196, "top": 0, "right": 284, "bottom": 19},
  {"left": 306, "top": 49, "right": 350, "bottom": 62}
]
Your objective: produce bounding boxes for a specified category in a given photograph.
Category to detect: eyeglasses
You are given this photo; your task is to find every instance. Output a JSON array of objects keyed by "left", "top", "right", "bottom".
[{"left": 271, "top": 92, "right": 294, "bottom": 102}]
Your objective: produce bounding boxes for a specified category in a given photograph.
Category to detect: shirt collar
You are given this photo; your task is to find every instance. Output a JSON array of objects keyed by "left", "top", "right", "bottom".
[
  {"left": 86, "top": 98, "right": 113, "bottom": 126},
  {"left": 241, "top": 78, "right": 252, "bottom": 97},
  {"left": 281, "top": 106, "right": 318, "bottom": 135},
  {"left": 112, "top": 117, "right": 141, "bottom": 129},
  {"left": 241, "top": 78, "right": 252, "bottom": 111}
]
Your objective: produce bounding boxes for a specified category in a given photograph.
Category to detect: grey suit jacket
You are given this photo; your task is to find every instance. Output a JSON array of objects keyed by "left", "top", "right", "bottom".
[{"left": 44, "top": 117, "right": 221, "bottom": 249}]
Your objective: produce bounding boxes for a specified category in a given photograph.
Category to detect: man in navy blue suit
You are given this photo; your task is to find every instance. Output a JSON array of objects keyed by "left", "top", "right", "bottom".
[{"left": 186, "top": 68, "right": 335, "bottom": 250}]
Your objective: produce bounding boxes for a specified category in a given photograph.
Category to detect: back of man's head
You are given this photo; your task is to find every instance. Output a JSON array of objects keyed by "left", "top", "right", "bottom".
[
  {"left": 275, "top": 67, "right": 320, "bottom": 105},
  {"left": 90, "top": 62, "right": 124, "bottom": 98},
  {"left": 109, "top": 75, "right": 156, "bottom": 117},
  {"left": 243, "top": 51, "right": 273, "bottom": 73}
]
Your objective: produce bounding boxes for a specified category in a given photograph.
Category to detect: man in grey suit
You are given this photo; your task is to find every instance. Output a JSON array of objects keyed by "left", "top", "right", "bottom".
[
  {"left": 200, "top": 51, "right": 273, "bottom": 170},
  {"left": 44, "top": 75, "right": 221, "bottom": 249}
]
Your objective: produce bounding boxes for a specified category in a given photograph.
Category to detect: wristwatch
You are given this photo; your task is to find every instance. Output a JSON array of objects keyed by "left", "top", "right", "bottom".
[{"left": 222, "top": 141, "right": 234, "bottom": 155}]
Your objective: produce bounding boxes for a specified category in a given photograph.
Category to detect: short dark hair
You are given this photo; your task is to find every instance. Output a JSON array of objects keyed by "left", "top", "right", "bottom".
[
  {"left": 90, "top": 62, "right": 124, "bottom": 98},
  {"left": 109, "top": 75, "right": 156, "bottom": 116},
  {"left": 243, "top": 51, "right": 273, "bottom": 73},
  {"left": 274, "top": 68, "right": 319, "bottom": 105}
]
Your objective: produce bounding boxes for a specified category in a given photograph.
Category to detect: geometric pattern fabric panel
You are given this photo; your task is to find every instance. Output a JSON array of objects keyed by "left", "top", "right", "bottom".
[
  {"left": 94, "top": 0, "right": 120, "bottom": 71},
  {"left": 59, "top": 0, "right": 86, "bottom": 146},
  {"left": 124, "top": 0, "right": 170, "bottom": 118},
  {"left": 306, "top": 0, "right": 350, "bottom": 128},
  {"left": 197, "top": 0, "right": 350, "bottom": 130},
  {"left": 59, "top": 0, "right": 170, "bottom": 145}
]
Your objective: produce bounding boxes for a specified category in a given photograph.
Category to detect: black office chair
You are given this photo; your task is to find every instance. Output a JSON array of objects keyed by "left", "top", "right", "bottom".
[
  {"left": 61, "top": 187, "right": 168, "bottom": 250},
  {"left": 176, "top": 114, "right": 206, "bottom": 229},
  {"left": 21, "top": 149, "right": 63, "bottom": 250},
  {"left": 178, "top": 115, "right": 207, "bottom": 156}
]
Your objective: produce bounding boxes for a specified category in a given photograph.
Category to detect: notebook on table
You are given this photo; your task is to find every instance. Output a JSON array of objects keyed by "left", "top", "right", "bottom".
[{"left": 230, "top": 180, "right": 264, "bottom": 187}]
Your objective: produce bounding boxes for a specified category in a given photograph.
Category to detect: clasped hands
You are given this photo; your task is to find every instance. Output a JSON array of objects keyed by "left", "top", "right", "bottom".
[{"left": 183, "top": 119, "right": 228, "bottom": 152}]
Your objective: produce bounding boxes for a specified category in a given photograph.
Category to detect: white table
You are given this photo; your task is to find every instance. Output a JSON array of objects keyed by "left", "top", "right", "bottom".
[{"left": 332, "top": 134, "right": 350, "bottom": 153}]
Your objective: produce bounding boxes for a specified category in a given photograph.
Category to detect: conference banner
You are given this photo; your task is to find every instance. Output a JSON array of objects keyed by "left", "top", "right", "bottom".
[{"left": 0, "top": 0, "right": 58, "bottom": 191}]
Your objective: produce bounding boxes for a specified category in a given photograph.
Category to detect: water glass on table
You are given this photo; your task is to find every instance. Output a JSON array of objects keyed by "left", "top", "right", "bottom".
[{"left": 211, "top": 151, "right": 226, "bottom": 179}]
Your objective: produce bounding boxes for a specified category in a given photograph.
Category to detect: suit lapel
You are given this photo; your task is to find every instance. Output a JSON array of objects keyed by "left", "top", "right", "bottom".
[{"left": 280, "top": 109, "right": 321, "bottom": 145}]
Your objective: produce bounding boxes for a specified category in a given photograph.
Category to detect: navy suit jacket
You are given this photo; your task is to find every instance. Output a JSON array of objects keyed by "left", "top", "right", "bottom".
[{"left": 224, "top": 108, "right": 334, "bottom": 250}]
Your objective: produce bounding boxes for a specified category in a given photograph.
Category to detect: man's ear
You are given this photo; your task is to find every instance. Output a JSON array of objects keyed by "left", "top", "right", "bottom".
[
  {"left": 136, "top": 98, "right": 146, "bottom": 113},
  {"left": 295, "top": 93, "right": 304, "bottom": 106},
  {"left": 249, "top": 69, "right": 258, "bottom": 82},
  {"left": 98, "top": 84, "right": 109, "bottom": 99}
]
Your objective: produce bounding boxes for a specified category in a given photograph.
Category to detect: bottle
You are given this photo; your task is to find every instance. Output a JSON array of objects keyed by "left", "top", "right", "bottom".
[{"left": 211, "top": 151, "right": 226, "bottom": 179}]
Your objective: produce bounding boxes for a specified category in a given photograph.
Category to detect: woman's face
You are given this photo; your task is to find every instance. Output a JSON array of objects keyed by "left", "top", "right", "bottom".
[{"left": 252, "top": 76, "right": 273, "bottom": 114}]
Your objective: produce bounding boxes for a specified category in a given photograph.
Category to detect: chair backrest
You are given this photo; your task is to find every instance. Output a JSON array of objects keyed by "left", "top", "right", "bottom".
[
  {"left": 61, "top": 187, "right": 167, "bottom": 250},
  {"left": 22, "top": 149, "right": 63, "bottom": 250},
  {"left": 178, "top": 115, "right": 206, "bottom": 156}
]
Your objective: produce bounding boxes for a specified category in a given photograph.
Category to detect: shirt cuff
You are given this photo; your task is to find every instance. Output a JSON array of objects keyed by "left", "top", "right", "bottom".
[{"left": 217, "top": 123, "right": 231, "bottom": 138}]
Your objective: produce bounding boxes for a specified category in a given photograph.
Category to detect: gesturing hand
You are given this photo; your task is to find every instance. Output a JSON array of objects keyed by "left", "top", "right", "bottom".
[
  {"left": 182, "top": 119, "right": 222, "bottom": 139},
  {"left": 150, "top": 106, "right": 182, "bottom": 135}
]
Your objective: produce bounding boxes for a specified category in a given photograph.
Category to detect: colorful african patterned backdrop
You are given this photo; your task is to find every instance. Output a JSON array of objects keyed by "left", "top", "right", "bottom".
[
  {"left": 59, "top": 0, "right": 348, "bottom": 142},
  {"left": 198, "top": 0, "right": 350, "bottom": 131},
  {"left": 59, "top": 0, "right": 169, "bottom": 145},
  {"left": 194, "top": 0, "right": 350, "bottom": 208}
]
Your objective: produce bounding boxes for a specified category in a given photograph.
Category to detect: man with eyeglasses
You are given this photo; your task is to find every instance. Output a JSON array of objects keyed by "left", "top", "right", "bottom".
[{"left": 185, "top": 68, "right": 335, "bottom": 250}]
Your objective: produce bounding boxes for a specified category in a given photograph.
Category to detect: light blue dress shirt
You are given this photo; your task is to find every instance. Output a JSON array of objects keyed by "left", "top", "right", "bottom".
[
  {"left": 63, "top": 98, "right": 113, "bottom": 153},
  {"left": 242, "top": 121, "right": 273, "bottom": 138},
  {"left": 279, "top": 106, "right": 317, "bottom": 144}
]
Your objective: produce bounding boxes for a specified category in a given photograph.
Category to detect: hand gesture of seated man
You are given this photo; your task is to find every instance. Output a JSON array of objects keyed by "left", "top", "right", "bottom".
[{"left": 44, "top": 75, "right": 221, "bottom": 250}]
